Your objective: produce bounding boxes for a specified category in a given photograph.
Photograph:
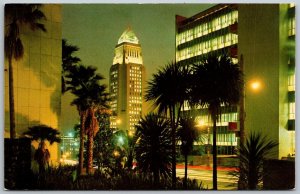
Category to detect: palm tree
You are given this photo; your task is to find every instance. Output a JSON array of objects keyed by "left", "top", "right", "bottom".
[
  {"left": 5, "top": 4, "right": 46, "bottom": 139},
  {"left": 191, "top": 55, "right": 243, "bottom": 190},
  {"left": 135, "top": 113, "right": 172, "bottom": 185},
  {"left": 177, "top": 116, "right": 199, "bottom": 189},
  {"left": 65, "top": 64, "right": 110, "bottom": 175},
  {"left": 145, "top": 62, "right": 191, "bottom": 187},
  {"left": 23, "top": 125, "right": 61, "bottom": 173},
  {"left": 62, "top": 39, "right": 81, "bottom": 93},
  {"left": 237, "top": 132, "right": 278, "bottom": 190}
]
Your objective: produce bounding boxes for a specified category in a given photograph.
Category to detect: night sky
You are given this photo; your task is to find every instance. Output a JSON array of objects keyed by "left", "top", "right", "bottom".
[{"left": 61, "top": 4, "right": 214, "bottom": 132}]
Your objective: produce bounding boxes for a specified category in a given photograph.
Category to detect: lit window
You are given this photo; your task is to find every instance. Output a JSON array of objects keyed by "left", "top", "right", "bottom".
[
  {"left": 288, "top": 74, "right": 295, "bottom": 91},
  {"left": 289, "top": 102, "right": 295, "bottom": 119},
  {"left": 288, "top": 17, "right": 295, "bottom": 36},
  {"left": 289, "top": 3, "right": 295, "bottom": 8}
]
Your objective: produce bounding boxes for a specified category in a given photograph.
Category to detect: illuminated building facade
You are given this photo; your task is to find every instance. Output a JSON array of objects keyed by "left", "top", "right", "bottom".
[
  {"left": 176, "top": 4, "right": 295, "bottom": 158},
  {"left": 60, "top": 133, "right": 79, "bottom": 161},
  {"left": 4, "top": 5, "right": 62, "bottom": 163},
  {"left": 109, "top": 28, "right": 146, "bottom": 134}
]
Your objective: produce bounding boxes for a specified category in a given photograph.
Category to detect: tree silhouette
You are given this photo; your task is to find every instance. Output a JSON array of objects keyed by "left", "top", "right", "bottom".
[
  {"left": 66, "top": 65, "right": 110, "bottom": 175},
  {"left": 23, "top": 125, "right": 60, "bottom": 173},
  {"left": 237, "top": 132, "right": 278, "bottom": 190},
  {"left": 177, "top": 116, "right": 199, "bottom": 189},
  {"left": 145, "top": 62, "right": 191, "bottom": 188},
  {"left": 135, "top": 114, "right": 172, "bottom": 185},
  {"left": 61, "top": 39, "right": 81, "bottom": 93},
  {"left": 191, "top": 54, "right": 243, "bottom": 190}
]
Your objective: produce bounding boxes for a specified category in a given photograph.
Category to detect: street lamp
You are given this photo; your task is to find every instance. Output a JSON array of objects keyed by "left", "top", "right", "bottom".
[
  {"left": 250, "top": 80, "right": 262, "bottom": 91},
  {"left": 196, "top": 119, "right": 211, "bottom": 166}
]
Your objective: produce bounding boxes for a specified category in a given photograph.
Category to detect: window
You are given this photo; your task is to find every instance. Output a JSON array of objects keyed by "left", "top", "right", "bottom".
[
  {"left": 289, "top": 3, "right": 295, "bottom": 8},
  {"left": 288, "top": 74, "right": 295, "bottom": 91},
  {"left": 289, "top": 102, "right": 295, "bottom": 119},
  {"left": 288, "top": 17, "right": 295, "bottom": 36}
]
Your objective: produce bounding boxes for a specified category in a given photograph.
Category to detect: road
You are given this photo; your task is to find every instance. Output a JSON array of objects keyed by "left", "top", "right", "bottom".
[{"left": 176, "top": 165, "right": 238, "bottom": 190}]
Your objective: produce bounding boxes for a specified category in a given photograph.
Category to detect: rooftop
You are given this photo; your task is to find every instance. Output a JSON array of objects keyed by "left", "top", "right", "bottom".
[{"left": 118, "top": 27, "right": 139, "bottom": 45}]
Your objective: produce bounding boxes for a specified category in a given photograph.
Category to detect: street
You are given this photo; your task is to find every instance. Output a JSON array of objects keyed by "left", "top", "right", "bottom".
[{"left": 176, "top": 165, "right": 238, "bottom": 190}]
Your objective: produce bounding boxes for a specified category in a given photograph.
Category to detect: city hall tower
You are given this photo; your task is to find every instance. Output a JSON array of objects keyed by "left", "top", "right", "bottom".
[{"left": 109, "top": 27, "right": 145, "bottom": 134}]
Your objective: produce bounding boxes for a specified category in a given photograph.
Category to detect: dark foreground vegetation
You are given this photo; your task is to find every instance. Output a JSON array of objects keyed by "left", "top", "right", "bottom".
[{"left": 7, "top": 165, "right": 205, "bottom": 190}]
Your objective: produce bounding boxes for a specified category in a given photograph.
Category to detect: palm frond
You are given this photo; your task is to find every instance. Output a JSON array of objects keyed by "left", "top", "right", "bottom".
[{"left": 23, "top": 124, "right": 61, "bottom": 144}]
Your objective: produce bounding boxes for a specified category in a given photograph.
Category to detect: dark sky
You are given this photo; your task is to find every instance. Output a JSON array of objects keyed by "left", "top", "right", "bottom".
[{"left": 61, "top": 4, "right": 214, "bottom": 132}]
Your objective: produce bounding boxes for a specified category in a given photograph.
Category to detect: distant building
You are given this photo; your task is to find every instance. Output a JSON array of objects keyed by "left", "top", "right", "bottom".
[
  {"left": 109, "top": 28, "right": 146, "bottom": 134},
  {"left": 176, "top": 4, "right": 295, "bottom": 158},
  {"left": 60, "top": 133, "right": 79, "bottom": 161},
  {"left": 4, "top": 5, "right": 62, "bottom": 163}
]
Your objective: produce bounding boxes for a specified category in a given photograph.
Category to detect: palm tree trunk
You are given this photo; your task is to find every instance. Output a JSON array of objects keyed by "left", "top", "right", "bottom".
[
  {"left": 212, "top": 114, "right": 217, "bottom": 190},
  {"left": 78, "top": 111, "right": 86, "bottom": 175},
  {"left": 184, "top": 154, "right": 188, "bottom": 189},
  {"left": 87, "top": 133, "right": 94, "bottom": 175},
  {"left": 8, "top": 56, "right": 16, "bottom": 139},
  {"left": 170, "top": 106, "right": 177, "bottom": 189}
]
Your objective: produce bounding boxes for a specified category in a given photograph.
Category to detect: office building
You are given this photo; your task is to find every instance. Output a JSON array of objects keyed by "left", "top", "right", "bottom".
[
  {"left": 176, "top": 4, "right": 295, "bottom": 158},
  {"left": 109, "top": 28, "right": 146, "bottom": 134},
  {"left": 4, "top": 5, "right": 62, "bottom": 163}
]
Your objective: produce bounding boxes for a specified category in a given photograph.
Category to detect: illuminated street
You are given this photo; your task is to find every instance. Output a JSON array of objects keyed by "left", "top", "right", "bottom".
[{"left": 176, "top": 166, "right": 238, "bottom": 190}]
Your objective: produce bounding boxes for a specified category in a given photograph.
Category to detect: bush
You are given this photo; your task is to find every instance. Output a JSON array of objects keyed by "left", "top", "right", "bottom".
[{"left": 32, "top": 166, "right": 206, "bottom": 190}]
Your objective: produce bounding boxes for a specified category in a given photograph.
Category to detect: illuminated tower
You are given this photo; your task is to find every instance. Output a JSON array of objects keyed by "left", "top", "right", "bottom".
[{"left": 109, "top": 27, "right": 145, "bottom": 134}]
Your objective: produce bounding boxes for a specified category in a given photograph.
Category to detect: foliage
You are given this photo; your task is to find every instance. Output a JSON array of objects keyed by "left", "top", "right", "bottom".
[
  {"left": 93, "top": 126, "right": 115, "bottom": 174},
  {"left": 33, "top": 166, "right": 206, "bottom": 190},
  {"left": 23, "top": 125, "right": 61, "bottom": 144},
  {"left": 5, "top": 4, "right": 46, "bottom": 60},
  {"left": 61, "top": 39, "right": 81, "bottom": 93},
  {"left": 191, "top": 54, "right": 243, "bottom": 190},
  {"left": 135, "top": 113, "right": 172, "bottom": 184},
  {"left": 191, "top": 55, "right": 243, "bottom": 109},
  {"left": 65, "top": 64, "right": 110, "bottom": 174},
  {"left": 177, "top": 117, "right": 199, "bottom": 157},
  {"left": 145, "top": 61, "right": 192, "bottom": 187},
  {"left": 177, "top": 116, "right": 199, "bottom": 188},
  {"left": 235, "top": 132, "right": 278, "bottom": 190},
  {"left": 145, "top": 61, "right": 191, "bottom": 115},
  {"left": 23, "top": 125, "right": 61, "bottom": 174}
]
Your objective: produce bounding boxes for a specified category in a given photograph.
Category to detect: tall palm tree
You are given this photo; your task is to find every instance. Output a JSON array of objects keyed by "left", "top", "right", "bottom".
[
  {"left": 145, "top": 62, "right": 191, "bottom": 188},
  {"left": 65, "top": 65, "right": 110, "bottom": 175},
  {"left": 135, "top": 113, "right": 172, "bottom": 185},
  {"left": 5, "top": 4, "right": 46, "bottom": 139},
  {"left": 177, "top": 116, "right": 199, "bottom": 189},
  {"left": 62, "top": 39, "right": 81, "bottom": 93},
  {"left": 237, "top": 132, "right": 278, "bottom": 190},
  {"left": 191, "top": 55, "right": 243, "bottom": 190},
  {"left": 23, "top": 125, "right": 61, "bottom": 173}
]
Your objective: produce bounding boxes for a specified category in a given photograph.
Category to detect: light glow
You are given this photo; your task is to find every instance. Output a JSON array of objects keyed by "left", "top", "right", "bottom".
[{"left": 250, "top": 81, "right": 261, "bottom": 91}]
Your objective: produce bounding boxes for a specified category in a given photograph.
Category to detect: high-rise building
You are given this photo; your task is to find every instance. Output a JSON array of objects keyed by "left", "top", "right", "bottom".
[
  {"left": 176, "top": 4, "right": 295, "bottom": 158},
  {"left": 4, "top": 5, "right": 62, "bottom": 163},
  {"left": 109, "top": 28, "right": 146, "bottom": 134}
]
